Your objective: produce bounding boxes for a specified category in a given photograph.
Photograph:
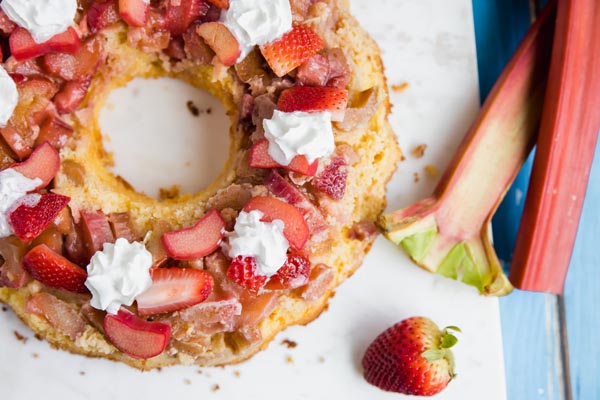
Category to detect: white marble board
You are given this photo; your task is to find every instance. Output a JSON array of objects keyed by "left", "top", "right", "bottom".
[{"left": 0, "top": 1, "right": 506, "bottom": 399}]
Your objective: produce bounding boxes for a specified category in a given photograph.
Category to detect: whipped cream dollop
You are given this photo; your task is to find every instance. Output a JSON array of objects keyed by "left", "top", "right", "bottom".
[
  {"left": 0, "top": 168, "right": 41, "bottom": 238},
  {"left": 85, "top": 238, "right": 153, "bottom": 315},
  {"left": 0, "top": 66, "right": 18, "bottom": 127},
  {"left": 1, "top": 0, "right": 77, "bottom": 43},
  {"left": 263, "top": 110, "right": 335, "bottom": 165},
  {"left": 222, "top": 0, "right": 292, "bottom": 60},
  {"left": 223, "top": 210, "right": 289, "bottom": 277}
]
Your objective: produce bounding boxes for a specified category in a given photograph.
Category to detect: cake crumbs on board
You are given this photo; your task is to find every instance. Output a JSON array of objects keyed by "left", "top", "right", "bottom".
[
  {"left": 391, "top": 82, "right": 410, "bottom": 93},
  {"left": 32, "top": 353, "right": 39, "bottom": 359},
  {"left": 424, "top": 164, "right": 439, "bottom": 178},
  {"left": 286, "top": 355, "right": 294, "bottom": 364},
  {"left": 411, "top": 144, "right": 427, "bottom": 159},
  {"left": 2, "top": 306, "right": 7, "bottom": 312},
  {"left": 233, "top": 370, "right": 241, "bottom": 378},
  {"left": 281, "top": 339, "right": 298, "bottom": 349},
  {"left": 184, "top": 379, "right": 192, "bottom": 385},
  {"left": 414, "top": 172, "right": 420, "bottom": 183},
  {"left": 13, "top": 331, "right": 27, "bottom": 343},
  {"left": 186, "top": 100, "right": 200, "bottom": 116},
  {"left": 159, "top": 185, "right": 181, "bottom": 200},
  {"left": 212, "top": 384, "right": 220, "bottom": 392}
]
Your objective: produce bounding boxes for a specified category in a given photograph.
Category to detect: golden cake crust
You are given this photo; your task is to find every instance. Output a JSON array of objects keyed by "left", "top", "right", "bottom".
[{"left": 0, "top": 0, "right": 400, "bottom": 369}]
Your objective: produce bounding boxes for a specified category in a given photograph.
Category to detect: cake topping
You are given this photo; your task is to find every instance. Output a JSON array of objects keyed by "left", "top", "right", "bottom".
[
  {"left": 1, "top": 0, "right": 77, "bottom": 43},
  {"left": 85, "top": 238, "right": 153, "bottom": 314},
  {"left": 0, "top": 168, "right": 42, "bottom": 238},
  {"left": 263, "top": 110, "right": 335, "bottom": 166},
  {"left": 223, "top": 210, "right": 289, "bottom": 277},
  {"left": 222, "top": 0, "right": 292, "bottom": 61},
  {"left": 0, "top": 66, "right": 18, "bottom": 127}
]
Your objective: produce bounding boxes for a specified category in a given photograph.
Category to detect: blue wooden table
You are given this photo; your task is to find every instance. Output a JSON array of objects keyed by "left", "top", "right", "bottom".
[{"left": 472, "top": 1, "right": 600, "bottom": 398}]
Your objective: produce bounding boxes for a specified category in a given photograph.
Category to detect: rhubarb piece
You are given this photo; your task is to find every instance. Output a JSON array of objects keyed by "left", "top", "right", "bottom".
[
  {"left": 226, "top": 256, "right": 267, "bottom": 292},
  {"left": 36, "top": 115, "right": 74, "bottom": 149},
  {"left": 161, "top": 209, "right": 225, "bottom": 260},
  {"left": 80, "top": 210, "right": 115, "bottom": 257},
  {"left": 260, "top": 25, "right": 324, "bottom": 77},
  {"left": 243, "top": 196, "right": 309, "bottom": 250},
  {"left": 0, "top": 237, "right": 30, "bottom": 288},
  {"left": 165, "top": 0, "right": 209, "bottom": 36},
  {"left": 207, "top": 0, "right": 229, "bottom": 9},
  {"left": 103, "top": 309, "right": 171, "bottom": 359},
  {"left": 265, "top": 254, "right": 310, "bottom": 290},
  {"left": 119, "top": 0, "right": 149, "bottom": 27},
  {"left": 277, "top": 86, "right": 349, "bottom": 122},
  {"left": 12, "top": 142, "right": 61, "bottom": 190},
  {"left": 9, "top": 27, "right": 81, "bottom": 61},
  {"left": 26, "top": 292, "right": 87, "bottom": 341},
  {"left": 510, "top": 0, "right": 600, "bottom": 293},
  {"left": 196, "top": 22, "right": 240, "bottom": 66},
  {"left": 54, "top": 76, "right": 92, "bottom": 115},
  {"left": 249, "top": 138, "right": 318, "bottom": 176},
  {"left": 9, "top": 193, "right": 70, "bottom": 241},
  {"left": 108, "top": 213, "right": 138, "bottom": 242},
  {"left": 378, "top": 4, "right": 556, "bottom": 295},
  {"left": 136, "top": 268, "right": 213, "bottom": 315},
  {"left": 0, "top": 126, "right": 32, "bottom": 160},
  {"left": 87, "top": 0, "right": 121, "bottom": 33},
  {"left": 23, "top": 244, "right": 88, "bottom": 293}
]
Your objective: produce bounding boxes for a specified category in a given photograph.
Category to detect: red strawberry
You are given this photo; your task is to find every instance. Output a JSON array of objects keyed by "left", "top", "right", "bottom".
[
  {"left": 207, "top": 0, "right": 229, "bottom": 9},
  {"left": 119, "top": 0, "right": 149, "bottom": 27},
  {"left": 12, "top": 142, "right": 61, "bottom": 190},
  {"left": 277, "top": 86, "right": 349, "bottom": 122},
  {"left": 23, "top": 244, "right": 88, "bottom": 293},
  {"left": 266, "top": 253, "right": 310, "bottom": 290},
  {"left": 103, "top": 309, "right": 171, "bottom": 359},
  {"left": 9, "top": 193, "right": 70, "bottom": 242},
  {"left": 313, "top": 156, "right": 348, "bottom": 200},
  {"left": 165, "top": 0, "right": 209, "bottom": 36},
  {"left": 196, "top": 22, "right": 240, "bottom": 66},
  {"left": 248, "top": 138, "right": 318, "bottom": 176},
  {"left": 136, "top": 267, "right": 214, "bottom": 316},
  {"left": 9, "top": 27, "right": 81, "bottom": 61},
  {"left": 161, "top": 209, "right": 225, "bottom": 260},
  {"left": 243, "top": 196, "right": 309, "bottom": 251},
  {"left": 226, "top": 256, "right": 267, "bottom": 292},
  {"left": 260, "top": 25, "right": 324, "bottom": 77},
  {"left": 362, "top": 317, "right": 459, "bottom": 396},
  {"left": 87, "top": 0, "right": 121, "bottom": 33}
]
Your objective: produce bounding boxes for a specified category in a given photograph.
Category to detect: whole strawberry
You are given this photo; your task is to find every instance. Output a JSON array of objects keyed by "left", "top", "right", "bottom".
[{"left": 362, "top": 316, "right": 460, "bottom": 396}]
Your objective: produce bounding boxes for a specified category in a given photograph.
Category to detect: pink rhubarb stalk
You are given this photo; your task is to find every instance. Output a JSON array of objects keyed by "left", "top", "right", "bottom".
[{"left": 379, "top": 3, "right": 557, "bottom": 295}]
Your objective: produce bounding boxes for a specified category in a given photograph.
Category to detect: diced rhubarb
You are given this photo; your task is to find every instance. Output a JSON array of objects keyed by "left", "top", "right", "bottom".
[
  {"left": 41, "top": 36, "right": 105, "bottom": 81},
  {"left": 136, "top": 268, "right": 214, "bottom": 316},
  {"left": 12, "top": 142, "right": 61, "bottom": 190},
  {"left": 243, "top": 196, "right": 309, "bottom": 250},
  {"left": 277, "top": 86, "right": 349, "bottom": 122},
  {"left": 54, "top": 76, "right": 92, "bottom": 114},
  {"left": 87, "top": 0, "right": 121, "bottom": 33},
  {"left": 378, "top": 4, "right": 556, "bottom": 295},
  {"left": 108, "top": 212, "right": 138, "bottom": 242},
  {"left": 103, "top": 310, "right": 171, "bottom": 359},
  {"left": 260, "top": 25, "right": 324, "bottom": 77},
  {"left": 119, "top": 0, "right": 149, "bottom": 27},
  {"left": 510, "top": 0, "right": 600, "bottom": 294},
  {"left": 249, "top": 139, "right": 318, "bottom": 176},
  {"left": 206, "top": 0, "right": 229, "bottom": 9},
  {"left": 0, "top": 126, "right": 32, "bottom": 160},
  {"left": 146, "top": 220, "right": 172, "bottom": 267},
  {"left": 36, "top": 115, "right": 74, "bottom": 149},
  {"left": 23, "top": 244, "right": 88, "bottom": 293},
  {"left": 161, "top": 209, "right": 225, "bottom": 260},
  {"left": 196, "top": 22, "right": 240, "bottom": 66},
  {"left": 30, "top": 226, "right": 64, "bottom": 255},
  {"left": 176, "top": 294, "right": 241, "bottom": 335},
  {"left": 165, "top": 0, "right": 209, "bottom": 36},
  {"left": 9, "top": 193, "right": 70, "bottom": 241},
  {"left": 80, "top": 210, "right": 115, "bottom": 257},
  {"left": 9, "top": 27, "right": 81, "bottom": 61},
  {"left": 236, "top": 291, "right": 279, "bottom": 339},
  {"left": 298, "top": 263, "right": 334, "bottom": 301},
  {"left": 0, "top": 237, "right": 30, "bottom": 288},
  {"left": 313, "top": 156, "right": 348, "bottom": 200},
  {"left": 26, "top": 292, "right": 87, "bottom": 340}
]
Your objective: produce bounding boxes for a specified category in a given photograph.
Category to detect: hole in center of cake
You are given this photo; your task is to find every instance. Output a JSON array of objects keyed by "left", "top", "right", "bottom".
[{"left": 99, "top": 77, "right": 231, "bottom": 200}]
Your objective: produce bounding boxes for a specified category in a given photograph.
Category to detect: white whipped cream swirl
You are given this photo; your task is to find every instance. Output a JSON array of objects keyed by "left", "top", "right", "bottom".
[
  {"left": 0, "top": 66, "right": 18, "bottom": 127},
  {"left": 263, "top": 110, "right": 335, "bottom": 165},
  {"left": 222, "top": 0, "right": 293, "bottom": 60},
  {"left": 0, "top": 168, "right": 41, "bottom": 238},
  {"left": 85, "top": 238, "right": 153, "bottom": 315},
  {"left": 1, "top": 0, "right": 77, "bottom": 43},
  {"left": 223, "top": 210, "right": 289, "bottom": 277}
]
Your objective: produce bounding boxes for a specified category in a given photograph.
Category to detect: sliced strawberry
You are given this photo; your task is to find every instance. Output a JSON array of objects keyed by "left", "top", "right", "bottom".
[
  {"left": 0, "top": 126, "right": 32, "bottom": 160},
  {"left": 9, "top": 27, "right": 81, "bottom": 62},
  {"left": 80, "top": 210, "right": 115, "bottom": 257},
  {"left": 161, "top": 209, "right": 225, "bottom": 260},
  {"left": 243, "top": 196, "right": 309, "bottom": 250},
  {"left": 249, "top": 139, "right": 319, "bottom": 176},
  {"left": 36, "top": 115, "right": 74, "bottom": 149},
  {"left": 260, "top": 25, "right": 323, "bottom": 77},
  {"left": 12, "top": 142, "right": 61, "bottom": 190},
  {"left": 266, "top": 254, "right": 310, "bottom": 290},
  {"left": 54, "top": 76, "right": 92, "bottom": 114},
  {"left": 87, "top": 0, "right": 121, "bottom": 33},
  {"left": 23, "top": 244, "right": 88, "bottom": 293},
  {"left": 196, "top": 22, "right": 240, "bottom": 66},
  {"left": 313, "top": 156, "right": 348, "bottom": 200},
  {"left": 277, "top": 86, "right": 349, "bottom": 122},
  {"left": 206, "top": 0, "right": 229, "bottom": 9},
  {"left": 103, "top": 309, "right": 171, "bottom": 359},
  {"left": 9, "top": 193, "right": 70, "bottom": 242},
  {"left": 165, "top": 0, "right": 209, "bottom": 36},
  {"left": 119, "top": 0, "right": 149, "bottom": 27},
  {"left": 136, "top": 268, "right": 214, "bottom": 316},
  {"left": 226, "top": 255, "right": 267, "bottom": 292}
]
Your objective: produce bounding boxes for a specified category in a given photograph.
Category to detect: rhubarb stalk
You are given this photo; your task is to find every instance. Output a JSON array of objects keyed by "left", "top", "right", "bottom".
[
  {"left": 379, "top": 3, "right": 556, "bottom": 295},
  {"left": 510, "top": 0, "right": 600, "bottom": 293}
]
